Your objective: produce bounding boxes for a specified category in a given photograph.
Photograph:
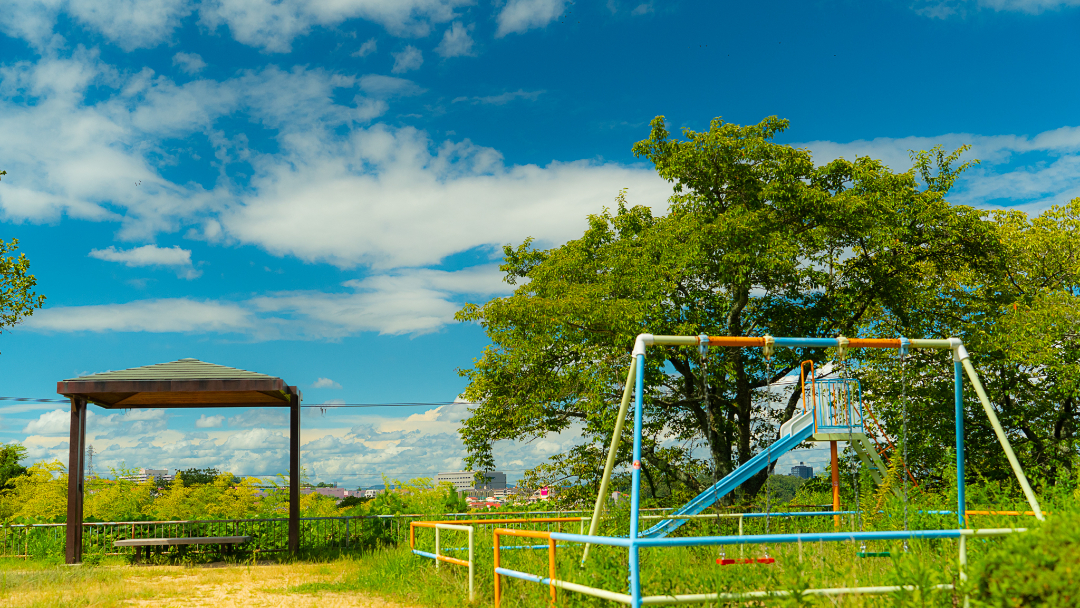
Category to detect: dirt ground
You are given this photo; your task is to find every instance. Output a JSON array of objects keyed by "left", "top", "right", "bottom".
[{"left": 4, "top": 561, "right": 420, "bottom": 608}]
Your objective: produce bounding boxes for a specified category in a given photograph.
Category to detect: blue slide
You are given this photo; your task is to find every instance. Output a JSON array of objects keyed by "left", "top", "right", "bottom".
[{"left": 639, "top": 410, "right": 816, "bottom": 538}]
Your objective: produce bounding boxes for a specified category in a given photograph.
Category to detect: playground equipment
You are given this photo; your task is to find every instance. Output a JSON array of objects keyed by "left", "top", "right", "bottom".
[{"left": 492, "top": 334, "right": 1043, "bottom": 607}]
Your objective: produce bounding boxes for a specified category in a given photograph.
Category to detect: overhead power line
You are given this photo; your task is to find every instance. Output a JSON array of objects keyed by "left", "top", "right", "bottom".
[{"left": 0, "top": 396, "right": 472, "bottom": 408}]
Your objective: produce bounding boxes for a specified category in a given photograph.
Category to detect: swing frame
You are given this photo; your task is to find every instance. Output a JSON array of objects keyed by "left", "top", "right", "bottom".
[{"left": 493, "top": 334, "right": 1045, "bottom": 608}]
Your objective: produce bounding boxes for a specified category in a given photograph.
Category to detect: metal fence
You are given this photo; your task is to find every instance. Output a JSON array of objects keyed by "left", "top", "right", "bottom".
[{"left": 0, "top": 509, "right": 603, "bottom": 560}]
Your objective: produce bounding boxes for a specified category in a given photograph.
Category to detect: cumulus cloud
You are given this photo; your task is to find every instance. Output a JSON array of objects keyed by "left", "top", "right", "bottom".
[
  {"left": 452, "top": 89, "right": 544, "bottom": 105},
  {"left": 24, "top": 298, "right": 253, "bottom": 334},
  {"left": 195, "top": 414, "right": 224, "bottom": 428},
  {"left": 391, "top": 45, "right": 423, "bottom": 73},
  {"left": 0, "top": 0, "right": 192, "bottom": 51},
  {"left": 435, "top": 21, "right": 476, "bottom": 57},
  {"left": 0, "top": 52, "right": 669, "bottom": 276},
  {"left": 358, "top": 74, "right": 425, "bottom": 98},
  {"left": 10, "top": 397, "right": 585, "bottom": 485},
  {"left": 89, "top": 244, "right": 201, "bottom": 279},
  {"left": 311, "top": 377, "right": 342, "bottom": 389},
  {"left": 797, "top": 125, "right": 1080, "bottom": 210},
  {"left": 228, "top": 409, "right": 288, "bottom": 428},
  {"left": 201, "top": 0, "right": 470, "bottom": 53},
  {"left": 22, "top": 265, "right": 513, "bottom": 337},
  {"left": 172, "top": 52, "right": 206, "bottom": 74},
  {"left": 217, "top": 126, "right": 670, "bottom": 270},
  {"left": 22, "top": 409, "right": 71, "bottom": 435},
  {"left": 496, "top": 0, "right": 566, "bottom": 37},
  {"left": 352, "top": 37, "right": 377, "bottom": 57}
]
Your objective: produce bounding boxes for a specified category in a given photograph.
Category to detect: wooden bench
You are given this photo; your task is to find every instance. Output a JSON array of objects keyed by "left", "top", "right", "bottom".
[{"left": 114, "top": 535, "right": 251, "bottom": 561}]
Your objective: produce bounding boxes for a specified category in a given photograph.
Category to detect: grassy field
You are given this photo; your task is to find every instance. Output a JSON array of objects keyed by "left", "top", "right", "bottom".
[{"left": 2, "top": 496, "right": 1075, "bottom": 607}]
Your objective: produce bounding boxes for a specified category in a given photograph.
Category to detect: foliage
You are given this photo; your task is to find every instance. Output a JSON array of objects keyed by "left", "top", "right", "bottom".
[
  {"left": 1, "top": 460, "right": 67, "bottom": 522},
  {"left": 854, "top": 198, "right": 1080, "bottom": 487},
  {"left": 0, "top": 442, "right": 28, "bottom": 491},
  {"left": 457, "top": 114, "right": 995, "bottom": 504},
  {"left": 0, "top": 236, "right": 46, "bottom": 336},
  {"left": 175, "top": 467, "right": 239, "bottom": 486},
  {"left": 973, "top": 511, "right": 1080, "bottom": 606}
]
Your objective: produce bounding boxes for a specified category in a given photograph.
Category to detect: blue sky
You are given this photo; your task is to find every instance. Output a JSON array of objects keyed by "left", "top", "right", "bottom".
[{"left": 1, "top": 0, "right": 1079, "bottom": 488}]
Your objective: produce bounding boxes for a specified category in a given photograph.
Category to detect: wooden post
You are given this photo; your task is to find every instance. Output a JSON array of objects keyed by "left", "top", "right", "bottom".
[
  {"left": 289, "top": 391, "right": 300, "bottom": 555},
  {"left": 65, "top": 397, "right": 86, "bottom": 564}
]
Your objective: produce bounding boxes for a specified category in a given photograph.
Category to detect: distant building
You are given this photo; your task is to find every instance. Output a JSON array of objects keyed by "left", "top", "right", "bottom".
[
  {"left": 120, "top": 468, "right": 175, "bottom": 484},
  {"left": 790, "top": 462, "right": 814, "bottom": 479},
  {"left": 435, "top": 471, "right": 507, "bottom": 491},
  {"left": 304, "top": 487, "right": 352, "bottom": 500},
  {"left": 360, "top": 489, "right": 382, "bottom": 498}
]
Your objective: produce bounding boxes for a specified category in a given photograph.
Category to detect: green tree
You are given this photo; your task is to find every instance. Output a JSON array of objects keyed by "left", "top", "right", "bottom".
[
  {"left": 855, "top": 198, "right": 1080, "bottom": 487},
  {"left": 456, "top": 115, "right": 997, "bottom": 501},
  {"left": 0, "top": 442, "right": 29, "bottom": 491}
]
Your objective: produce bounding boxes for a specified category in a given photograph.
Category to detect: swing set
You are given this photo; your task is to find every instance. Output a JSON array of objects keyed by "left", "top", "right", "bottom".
[{"left": 492, "top": 334, "right": 1044, "bottom": 608}]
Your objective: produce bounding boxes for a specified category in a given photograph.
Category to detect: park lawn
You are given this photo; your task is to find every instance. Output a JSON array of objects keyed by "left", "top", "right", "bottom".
[{"left": 0, "top": 557, "right": 418, "bottom": 608}]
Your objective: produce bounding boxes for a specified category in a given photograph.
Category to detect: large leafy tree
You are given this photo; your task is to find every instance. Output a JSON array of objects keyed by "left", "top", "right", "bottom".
[
  {"left": 456, "top": 116, "right": 998, "bottom": 502},
  {"left": 856, "top": 199, "right": 1080, "bottom": 488}
]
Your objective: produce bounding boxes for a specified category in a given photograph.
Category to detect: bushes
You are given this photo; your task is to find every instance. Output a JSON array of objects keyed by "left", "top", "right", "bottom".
[{"left": 972, "top": 512, "right": 1080, "bottom": 606}]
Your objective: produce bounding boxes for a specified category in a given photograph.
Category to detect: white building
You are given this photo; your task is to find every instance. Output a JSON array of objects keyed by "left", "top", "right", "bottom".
[
  {"left": 434, "top": 471, "right": 507, "bottom": 491},
  {"left": 121, "top": 468, "right": 175, "bottom": 484}
]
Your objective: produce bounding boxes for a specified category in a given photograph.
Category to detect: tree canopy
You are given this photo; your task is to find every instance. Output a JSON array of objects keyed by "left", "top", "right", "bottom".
[{"left": 455, "top": 115, "right": 1068, "bottom": 504}]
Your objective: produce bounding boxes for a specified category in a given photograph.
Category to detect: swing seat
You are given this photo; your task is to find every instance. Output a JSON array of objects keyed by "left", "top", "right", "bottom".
[
  {"left": 856, "top": 551, "right": 891, "bottom": 558},
  {"left": 716, "top": 557, "right": 775, "bottom": 566}
]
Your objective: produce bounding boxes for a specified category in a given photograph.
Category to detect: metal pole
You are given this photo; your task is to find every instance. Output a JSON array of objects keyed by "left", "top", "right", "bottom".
[
  {"left": 830, "top": 441, "right": 840, "bottom": 530},
  {"left": 958, "top": 355, "right": 1044, "bottom": 520},
  {"left": 582, "top": 362, "right": 636, "bottom": 564},
  {"left": 629, "top": 353, "right": 645, "bottom": 608},
  {"left": 954, "top": 358, "right": 966, "bottom": 529}
]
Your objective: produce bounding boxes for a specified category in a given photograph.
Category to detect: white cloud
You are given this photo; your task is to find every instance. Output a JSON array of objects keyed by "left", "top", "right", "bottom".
[
  {"left": 228, "top": 409, "right": 288, "bottom": 428},
  {"left": 452, "top": 89, "right": 544, "bottom": 105},
  {"left": 195, "top": 414, "right": 224, "bottom": 428},
  {"left": 798, "top": 125, "right": 1080, "bottom": 211},
  {"left": 312, "top": 377, "right": 342, "bottom": 389},
  {"left": 358, "top": 74, "right": 425, "bottom": 98},
  {"left": 0, "top": 0, "right": 192, "bottom": 51},
  {"left": 0, "top": 53, "right": 670, "bottom": 277},
  {"left": 88, "top": 244, "right": 201, "bottom": 279},
  {"left": 353, "top": 37, "right": 378, "bottom": 57},
  {"left": 199, "top": 0, "right": 469, "bottom": 53},
  {"left": 630, "top": 3, "right": 653, "bottom": 15},
  {"left": 23, "top": 298, "right": 254, "bottom": 333},
  {"left": 217, "top": 124, "right": 671, "bottom": 270},
  {"left": 435, "top": 21, "right": 476, "bottom": 57},
  {"left": 22, "top": 409, "right": 71, "bottom": 435},
  {"left": 391, "top": 45, "right": 423, "bottom": 73},
  {"left": 18, "top": 266, "right": 513, "bottom": 338},
  {"left": 172, "top": 52, "right": 206, "bottom": 74},
  {"left": 495, "top": 0, "right": 566, "bottom": 37}
]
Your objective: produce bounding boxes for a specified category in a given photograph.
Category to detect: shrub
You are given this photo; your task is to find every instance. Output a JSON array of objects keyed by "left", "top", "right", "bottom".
[{"left": 972, "top": 512, "right": 1080, "bottom": 606}]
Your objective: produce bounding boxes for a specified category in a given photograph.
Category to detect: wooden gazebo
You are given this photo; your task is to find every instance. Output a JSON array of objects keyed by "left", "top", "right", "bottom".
[{"left": 57, "top": 358, "right": 302, "bottom": 564}]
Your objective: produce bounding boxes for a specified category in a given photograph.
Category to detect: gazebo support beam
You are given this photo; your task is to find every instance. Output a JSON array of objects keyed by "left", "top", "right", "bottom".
[
  {"left": 65, "top": 397, "right": 86, "bottom": 564},
  {"left": 289, "top": 392, "right": 300, "bottom": 555}
]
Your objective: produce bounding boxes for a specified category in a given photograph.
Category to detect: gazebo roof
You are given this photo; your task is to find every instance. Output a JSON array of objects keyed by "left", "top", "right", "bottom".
[{"left": 57, "top": 358, "right": 299, "bottom": 409}]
